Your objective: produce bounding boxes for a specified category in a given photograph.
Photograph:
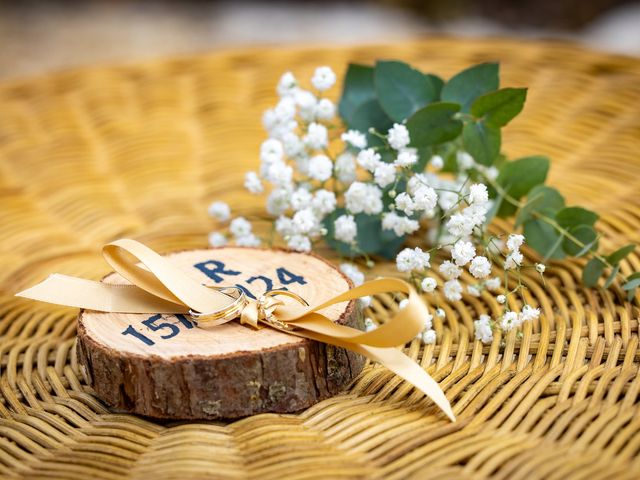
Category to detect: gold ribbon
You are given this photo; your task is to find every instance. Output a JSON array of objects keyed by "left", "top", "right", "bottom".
[{"left": 15, "top": 239, "right": 455, "bottom": 421}]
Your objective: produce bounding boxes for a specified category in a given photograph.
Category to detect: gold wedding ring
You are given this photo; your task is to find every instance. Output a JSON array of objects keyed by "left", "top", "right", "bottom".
[
  {"left": 188, "top": 286, "right": 247, "bottom": 325},
  {"left": 257, "top": 289, "right": 309, "bottom": 331}
]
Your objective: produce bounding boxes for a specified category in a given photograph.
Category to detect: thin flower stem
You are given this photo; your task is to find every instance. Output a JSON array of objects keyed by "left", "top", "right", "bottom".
[{"left": 481, "top": 173, "right": 623, "bottom": 280}]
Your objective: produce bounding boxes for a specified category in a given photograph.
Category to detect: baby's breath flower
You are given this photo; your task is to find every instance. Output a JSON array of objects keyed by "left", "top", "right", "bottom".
[
  {"left": 364, "top": 317, "right": 376, "bottom": 332},
  {"left": 396, "top": 247, "right": 430, "bottom": 273},
  {"left": 443, "top": 279, "right": 463, "bottom": 302},
  {"left": 275, "top": 216, "right": 294, "bottom": 236},
  {"left": 399, "top": 298, "right": 409, "bottom": 310},
  {"left": 295, "top": 90, "right": 318, "bottom": 122},
  {"left": 457, "top": 151, "right": 475, "bottom": 170},
  {"left": 360, "top": 296, "right": 372, "bottom": 308},
  {"left": 292, "top": 208, "right": 320, "bottom": 235},
  {"left": 439, "top": 260, "right": 462, "bottom": 280},
  {"left": 331, "top": 155, "right": 354, "bottom": 186},
  {"left": 447, "top": 213, "right": 474, "bottom": 238},
  {"left": 208, "top": 232, "right": 227, "bottom": 247},
  {"left": 436, "top": 308, "right": 445, "bottom": 318},
  {"left": 520, "top": 305, "right": 540, "bottom": 322},
  {"left": 421, "top": 277, "right": 437, "bottom": 293},
  {"left": 413, "top": 186, "right": 438, "bottom": 212},
  {"left": 277, "top": 71, "right": 297, "bottom": 96},
  {"left": 374, "top": 163, "right": 397, "bottom": 188},
  {"left": 287, "top": 234, "right": 311, "bottom": 252},
  {"left": 341, "top": 130, "right": 367, "bottom": 149},
  {"left": 467, "top": 285, "right": 481, "bottom": 297},
  {"left": 308, "top": 155, "right": 333, "bottom": 182},
  {"left": 236, "top": 234, "right": 261, "bottom": 247},
  {"left": 264, "top": 161, "right": 293, "bottom": 186},
  {"left": 474, "top": 315, "right": 493, "bottom": 344},
  {"left": 208, "top": 201, "right": 231, "bottom": 221},
  {"left": 230, "top": 217, "right": 252, "bottom": 238},
  {"left": 430, "top": 155, "right": 444, "bottom": 170},
  {"left": 500, "top": 311, "right": 520, "bottom": 331},
  {"left": 266, "top": 187, "right": 292, "bottom": 216},
  {"left": 497, "top": 294, "right": 506, "bottom": 304},
  {"left": 395, "top": 148, "right": 418, "bottom": 167},
  {"left": 507, "top": 234, "right": 525, "bottom": 252},
  {"left": 244, "top": 171, "right": 263, "bottom": 194},
  {"left": 260, "top": 138, "right": 284, "bottom": 164},
  {"left": 504, "top": 250, "right": 524, "bottom": 270},
  {"left": 356, "top": 148, "right": 381, "bottom": 172},
  {"left": 315, "top": 98, "right": 335, "bottom": 121},
  {"left": 345, "top": 182, "right": 383, "bottom": 215},
  {"left": 485, "top": 276, "right": 501, "bottom": 291},
  {"left": 291, "top": 188, "right": 313, "bottom": 211},
  {"left": 536, "top": 263, "right": 546, "bottom": 273},
  {"left": 382, "top": 212, "right": 420, "bottom": 237},
  {"left": 387, "top": 123, "right": 410, "bottom": 150},
  {"left": 340, "top": 263, "right": 365, "bottom": 286},
  {"left": 334, "top": 214, "right": 357, "bottom": 244},
  {"left": 394, "top": 192, "right": 415, "bottom": 216},
  {"left": 311, "top": 66, "right": 336, "bottom": 91},
  {"left": 452, "top": 240, "right": 476, "bottom": 266},
  {"left": 304, "top": 122, "right": 328, "bottom": 150},
  {"left": 311, "top": 189, "right": 336, "bottom": 216},
  {"left": 422, "top": 329, "right": 437, "bottom": 344},
  {"left": 439, "top": 191, "right": 459, "bottom": 211},
  {"left": 469, "top": 255, "right": 492, "bottom": 279},
  {"left": 468, "top": 183, "right": 489, "bottom": 206}
]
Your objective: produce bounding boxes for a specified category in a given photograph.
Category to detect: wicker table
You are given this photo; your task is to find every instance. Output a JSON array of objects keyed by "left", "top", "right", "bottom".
[{"left": 1, "top": 38, "right": 639, "bottom": 479}]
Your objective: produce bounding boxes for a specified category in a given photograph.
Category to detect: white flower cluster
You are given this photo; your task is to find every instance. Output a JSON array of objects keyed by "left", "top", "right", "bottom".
[{"left": 205, "top": 67, "right": 546, "bottom": 348}]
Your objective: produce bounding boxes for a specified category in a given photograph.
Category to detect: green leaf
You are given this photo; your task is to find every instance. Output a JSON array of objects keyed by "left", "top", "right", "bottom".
[
  {"left": 471, "top": 87, "right": 527, "bottom": 127},
  {"left": 441, "top": 63, "right": 499, "bottom": 112},
  {"left": 604, "top": 264, "right": 620, "bottom": 288},
  {"left": 556, "top": 207, "right": 599, "bottom": 229},
  {"left": 623, "top": 273, "right": 640, "bottom": 299},
  {"left": 374, "top": 61, "right": 442, "bottom": 122},
  {"left": 339, "top": 64, "right": 376, "bottom": 124},
  {"left": 462, "top": 121, "right": 501, "bottom": 166},
  {"left": 562, "top": 225, "right": 598, "bottom": 257},
  {"left": 348, "top": 99, "right": 394, "bottom": 137},
  {"left": 523, "top": 218, "right": 566, "bottom": 260},
  {"left": 606, "top": 244, "right": 635, "bottom": 265},
  {"left": 515, "top": 185, "right": 565, "bottom": 227},
  {"left": 406, "top": 102, "right": 463, "bottom": 147},
  {"left": 496, "top": 155, "right": 550, "bottom": 217},
  {"left": 583, "top": 258, "right": 606, "bottom": 287}
]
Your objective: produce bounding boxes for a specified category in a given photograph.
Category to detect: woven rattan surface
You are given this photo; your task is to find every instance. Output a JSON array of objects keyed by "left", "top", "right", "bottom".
[{"left": 1, "top": 37, "right": 640, "bottom": 479}]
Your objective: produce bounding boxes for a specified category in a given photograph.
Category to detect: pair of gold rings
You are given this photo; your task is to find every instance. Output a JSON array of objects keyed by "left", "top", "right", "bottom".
[{"left": 188, "top": 286, "right": 308, "bottom": 328}]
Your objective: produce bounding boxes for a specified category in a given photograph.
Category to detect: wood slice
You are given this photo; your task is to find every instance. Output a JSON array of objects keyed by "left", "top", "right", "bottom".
[{"left": 77, "top": 247, "right": 365, "bottom": 420}]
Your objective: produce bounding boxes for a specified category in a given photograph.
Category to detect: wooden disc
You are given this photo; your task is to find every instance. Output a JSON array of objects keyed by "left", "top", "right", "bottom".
[{"left": 77, "top": 247, "right": 364, "bottom": 420}]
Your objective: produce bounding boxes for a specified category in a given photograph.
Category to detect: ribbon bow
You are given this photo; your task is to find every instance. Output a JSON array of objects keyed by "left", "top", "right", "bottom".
[{"left": 16, "top": 239, "right": 455, "bottom": 421}]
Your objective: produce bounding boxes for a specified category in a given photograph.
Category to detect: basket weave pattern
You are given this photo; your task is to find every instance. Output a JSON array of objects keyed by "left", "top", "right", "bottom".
[{"left": 1, "top": 38, "right": 640, "bottom": 479}]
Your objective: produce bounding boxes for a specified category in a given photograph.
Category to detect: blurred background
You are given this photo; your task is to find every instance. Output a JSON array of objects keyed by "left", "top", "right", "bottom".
[{"left": 1, "top": 0, "right": 639, "bottom": 80}]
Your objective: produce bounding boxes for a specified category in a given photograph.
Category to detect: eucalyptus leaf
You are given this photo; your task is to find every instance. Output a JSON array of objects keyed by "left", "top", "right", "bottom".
[
  {"left": 406, "top": 102, "right": 462, "bottom": 147},
  {"left": 556, "top": 207, "right": 599, "bottom": 229},
  {"left": 606, "top": 244, "right": 635, "bottom": 265},
  {"left": 471, "top": 87, "right": 527, "bottom": 127},
  {"left": 515, "top": 185, "right": 565, "bottom": 227},
  {"left": 441, "top": 63, "right": 499, "bottom": 112},
  {"left": 462, "top": 121, "right": 501, "bottom": 166},
  {"left": 349, "top": 99, "right": 394, "bottom": 141},
  {"left": 562, "top": 225, "right": 598, "bottom": 257},
  {"left": 339, "top": 64, "right": 376, "bottom": 125},
  {"left": 496, "top": 155, "right": 550, "bottom": 217},
  {"left": 523, "top": 218, "right": 566, "bottom": 260},
  {"left": 604, "top": 264, "right": 620, "bottom": 288},
  {"left": 582, "top": 258, "right": 605, "bottom": 287},
  {"left": 374, "top": 61, "right": 442, "bottom": 122}
]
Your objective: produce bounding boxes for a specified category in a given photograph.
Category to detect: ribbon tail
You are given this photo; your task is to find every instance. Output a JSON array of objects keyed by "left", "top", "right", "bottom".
[
  {"left": 293, "top": 327, "right": 455, "bottom": 422},
  {"left": 15, "top": 273, "right": 188, "bottom": 314}
]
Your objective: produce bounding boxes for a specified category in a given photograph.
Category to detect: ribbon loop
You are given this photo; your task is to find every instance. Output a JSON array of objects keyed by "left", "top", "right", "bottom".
[{"left": 15, "top": 239, "right": 455, "bottom": 422}]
